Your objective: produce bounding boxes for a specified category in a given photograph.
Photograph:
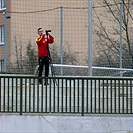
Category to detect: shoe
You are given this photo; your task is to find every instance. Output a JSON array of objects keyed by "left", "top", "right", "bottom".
[{"left": 44, "top": 83, "right": 50, "bottom": 86}]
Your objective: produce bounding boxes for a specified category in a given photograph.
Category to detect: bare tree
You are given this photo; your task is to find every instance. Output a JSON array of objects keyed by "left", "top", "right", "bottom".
[
  {"left": 93, "top": 0, "right": 133, "bottom": 68},
  {"left": 14, "top": 36, "right": 24, "bottom": 72}
]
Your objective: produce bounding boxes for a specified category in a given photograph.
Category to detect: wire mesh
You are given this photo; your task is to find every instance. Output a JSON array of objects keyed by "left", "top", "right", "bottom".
[
  {"left": 92, "top": 0, "right": 133, "bottom": 73},
  {"left": 0, "top": 0, "right": 133, "bottom": 76},
  {"left": 3, "top": 0, "right": 88, "bottom": 75}
]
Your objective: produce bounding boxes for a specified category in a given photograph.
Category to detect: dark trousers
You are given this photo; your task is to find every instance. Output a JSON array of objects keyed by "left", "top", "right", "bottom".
[{"left": 38, "top": 56, "right": 50, "bottom": 84}]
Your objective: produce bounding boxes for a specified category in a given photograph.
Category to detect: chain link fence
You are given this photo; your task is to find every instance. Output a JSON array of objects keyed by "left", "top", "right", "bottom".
[{"left": 0, "top": 0, "right": 133, "bottom": 76}]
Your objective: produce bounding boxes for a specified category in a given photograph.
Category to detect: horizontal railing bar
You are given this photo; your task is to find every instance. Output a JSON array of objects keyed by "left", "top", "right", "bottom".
[
  {"left": 1, "top": 75, "right": 133, "bottom": 80},
  {"left": 53, "top": 64, "right": 133, "bottom": 72}
]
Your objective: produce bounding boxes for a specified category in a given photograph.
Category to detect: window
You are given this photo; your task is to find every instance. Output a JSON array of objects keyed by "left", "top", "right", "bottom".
[
  {"left": 0, "top": 0, "right": 5, "bottom": 9},
  {"left": 0, "top": 26, "right": 4, "bottom": 45}
]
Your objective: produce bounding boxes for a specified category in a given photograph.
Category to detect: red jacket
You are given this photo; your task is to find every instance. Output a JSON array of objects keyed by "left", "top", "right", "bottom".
[{"left": 36, "top": 35, "right": 54, "bottom": 57}]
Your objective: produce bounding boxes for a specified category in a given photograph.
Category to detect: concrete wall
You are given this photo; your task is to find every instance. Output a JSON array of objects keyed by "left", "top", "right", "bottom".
[{"left": 0, "top": 115, "right": 133, "bottom": 133}]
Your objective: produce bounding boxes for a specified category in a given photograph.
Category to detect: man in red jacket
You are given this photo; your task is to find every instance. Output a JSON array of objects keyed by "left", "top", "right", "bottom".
[{"left": 36, "top": 27, "right": 54, "bottom": 85}]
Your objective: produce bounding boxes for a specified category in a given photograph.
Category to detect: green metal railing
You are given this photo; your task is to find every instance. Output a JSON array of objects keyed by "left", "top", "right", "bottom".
[{"left": 0, "top": 75, "right": 133, "bottom": 115}]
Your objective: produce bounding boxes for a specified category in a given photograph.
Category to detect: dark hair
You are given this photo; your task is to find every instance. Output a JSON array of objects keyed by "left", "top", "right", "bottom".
[{"left": 37, "top": 27, "right": 42, "bottom": 32}]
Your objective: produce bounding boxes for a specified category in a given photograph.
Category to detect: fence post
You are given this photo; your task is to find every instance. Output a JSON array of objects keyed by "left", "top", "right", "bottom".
[
  {"left": 88, "top": 0, "right": 92, "bottom": 76},
  {"left": 20, "top": 78, "right": 23, "bottom": 115},
  {"left": 119, "top": 0, "right": 123, "bottom": 77},
  {"left": 81, "top": 79, "right": 84, "bottom": 116}
]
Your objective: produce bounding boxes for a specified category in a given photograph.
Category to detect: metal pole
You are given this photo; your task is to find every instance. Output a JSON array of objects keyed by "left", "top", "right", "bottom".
[
  {"left": 120, "top": 0, "right": 123, "bottom": 77},
  {"left": 60, "top": 6, "right": 63, "bottom": 75},
  {"left": 88, "top": 0, "right": 92, "bottom": 76}
]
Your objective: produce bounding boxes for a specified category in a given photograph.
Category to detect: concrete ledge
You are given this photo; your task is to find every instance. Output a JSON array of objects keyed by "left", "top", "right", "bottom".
[{"left": 0, "top": 115, "right": 132, "bottom": 133}]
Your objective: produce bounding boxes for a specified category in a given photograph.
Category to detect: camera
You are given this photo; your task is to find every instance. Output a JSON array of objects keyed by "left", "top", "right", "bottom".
[{"left": 45, "top": 30, "right": 51, "bottom": 33}]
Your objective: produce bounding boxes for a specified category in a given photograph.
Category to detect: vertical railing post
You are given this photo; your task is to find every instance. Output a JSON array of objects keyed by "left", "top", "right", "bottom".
[
  {"left": 20, "top": 78, "right": 23, "bottom": 115},
  {"left": 81, "top": 79, "right": 84, "bottom": 116},
  {"left": 130, "top": 79, "right": 132, "bottom": 113},
  {"left": 0, "top": 78, "right": 2, "bottom": 112}
]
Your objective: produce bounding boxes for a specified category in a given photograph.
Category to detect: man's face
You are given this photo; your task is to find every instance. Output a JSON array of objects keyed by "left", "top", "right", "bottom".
[{"left": 38, "top": 29, "right": 44, "bottom": 36}]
